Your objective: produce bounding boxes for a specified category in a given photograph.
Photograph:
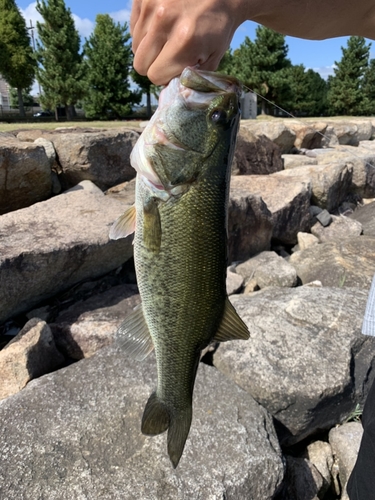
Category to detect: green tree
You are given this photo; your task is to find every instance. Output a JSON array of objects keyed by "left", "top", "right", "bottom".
[
  {"left": 36, "top": 0, "right": 85, "bottom": 120},
  {"left": 0, "top": 0, "right": 36, "bottom": 117},
  {"left": 131, "top": 71, "right": 153, "bottom": 118},
  {"left": 281, "top": 65, "right": 328, "bottom": 116},
  {"left": 83, "top": 15, "right": 140, "bottom": 120},
  {"left": 9, "top": 86, "right": 34, "bottom": 108},
  {"left": 327, "top": 36, "right": 370, "bottom": 115},
  {"left": 232, "top": 26, "right": 291, "bottom": 114},
  {"left": 362, "top": 59, "right": 375, "bottom": 115}
]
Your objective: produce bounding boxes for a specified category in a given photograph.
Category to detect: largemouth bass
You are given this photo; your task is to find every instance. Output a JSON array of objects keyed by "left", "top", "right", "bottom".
[{"left": 110, "top": 67, "right": 249, "bottom": 468}]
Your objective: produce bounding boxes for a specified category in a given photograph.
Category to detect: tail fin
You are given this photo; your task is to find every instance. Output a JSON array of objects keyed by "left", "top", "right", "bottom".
[{"left": 141, "top": 392, "right": 192, "bottom": 468}]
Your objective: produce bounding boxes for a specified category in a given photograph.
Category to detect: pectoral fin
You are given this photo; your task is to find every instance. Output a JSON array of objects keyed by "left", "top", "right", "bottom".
[
  {"left": 109, "top": 205, "right": 136, "bottom": 240},
  {"left": 143, "top": 197, "right": 162, "bottom": 252},
  {"left": 213, "top": 297, "right": 250, "bottom": 342},
  {"left": 115, "top": 304, "right": 154, "bottom": 360}
]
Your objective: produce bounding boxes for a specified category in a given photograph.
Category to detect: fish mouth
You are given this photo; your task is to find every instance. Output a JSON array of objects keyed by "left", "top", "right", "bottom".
[{"left": 155, "top": 67, "right": 241, "bottom": 151}]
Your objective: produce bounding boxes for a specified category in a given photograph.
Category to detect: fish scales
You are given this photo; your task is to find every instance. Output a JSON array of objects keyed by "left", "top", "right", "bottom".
[{"left": 110, "top": 67, "right": 250, "bottom": 468}]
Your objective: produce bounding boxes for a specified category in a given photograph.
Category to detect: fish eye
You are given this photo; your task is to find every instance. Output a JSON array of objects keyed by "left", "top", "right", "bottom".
[{"left": 210, "top": 108, "right": 228, "bottom": 125}]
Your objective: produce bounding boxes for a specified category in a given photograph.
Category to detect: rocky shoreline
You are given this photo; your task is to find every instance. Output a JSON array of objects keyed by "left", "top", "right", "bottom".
[{"left": 1, "top": 118, "right": 375, "bottom": 499}]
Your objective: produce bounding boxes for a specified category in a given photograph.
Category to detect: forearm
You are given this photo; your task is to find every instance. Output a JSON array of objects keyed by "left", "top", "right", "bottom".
[{"left": 245, "top": 0, "right": 375, "bottom": 39}]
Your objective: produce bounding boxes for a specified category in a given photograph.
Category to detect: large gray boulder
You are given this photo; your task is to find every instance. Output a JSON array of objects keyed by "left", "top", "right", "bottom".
[
  {"left": 232, "top": 127, "right": 284, "bottom": 175},
  {"left": 213, "top": 286, "right": 375, "bottom": 446},
  {"left": 242, "top": 120, "right": 296, "bottom": 154},
  {"left": 289, "top": 235, "right": 375, "bottom": 288},
  {"left": 0, "top": 135, "right": 52, "bottom": 214},
  {"left": 0, "top": 347, "right": 284, "bottom": 499},
  {"left": 0, "top": 188, "right": 133, "bottom": 323},
  {"left": 230, "top": 174, "right": 311, "bottom": 244},
  {"left": 17, "top": 128, "right": 140, "bottom": 191},
  {"left": 274, "top": 161, "right": 353, "bottom": 212}
]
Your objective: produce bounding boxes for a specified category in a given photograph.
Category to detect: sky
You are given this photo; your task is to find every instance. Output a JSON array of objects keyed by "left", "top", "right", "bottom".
[{"left": 16, "top": 0, "right": 375, "bottom": 89}]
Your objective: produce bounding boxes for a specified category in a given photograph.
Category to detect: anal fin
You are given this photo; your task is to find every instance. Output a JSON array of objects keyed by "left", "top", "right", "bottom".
[
  {"left": 213, "top": 297, "right": 250, "bottom": 342},
  {"left": 115, "top": 304, "right": 154, "bottom": 360}
]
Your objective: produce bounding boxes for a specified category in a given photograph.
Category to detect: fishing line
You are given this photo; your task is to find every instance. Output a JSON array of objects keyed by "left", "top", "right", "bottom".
[{"left": 240, "top": 82, "right": 375, "bottom": 175}]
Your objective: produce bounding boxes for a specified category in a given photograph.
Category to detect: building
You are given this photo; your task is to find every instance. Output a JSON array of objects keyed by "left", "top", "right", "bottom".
[{"left": 0, "top": 75, "right": 11, "bottom": 111}]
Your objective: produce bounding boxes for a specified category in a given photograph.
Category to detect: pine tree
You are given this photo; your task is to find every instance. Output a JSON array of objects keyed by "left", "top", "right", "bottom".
[
  {"left": 83, "top": 15, "right": 140, "bottom": 120},
  {"left": 281, "top": 65, "right": 328, "bottom": 116},
  {"left": 36, "top": 0, "right": 85, "bottom": 120},
  {"left": 0, "top": 0, "right": 36, "bottom": 117},
  {"left": 232, "top": 26, "right": 291, "bottom": 114},
  {"left": 9, "top": 86, "right": 34, "bottom": 108},
  {"left": 362, "top": 59, "right": 375, "bottom": 115},
  {"left": 327, "top": 36, "right": 370, "bottom": 115}
]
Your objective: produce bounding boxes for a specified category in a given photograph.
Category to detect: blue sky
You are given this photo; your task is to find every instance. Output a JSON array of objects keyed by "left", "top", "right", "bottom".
[{"left": 17, "top": 0, "right": 374, "bottom": 83}]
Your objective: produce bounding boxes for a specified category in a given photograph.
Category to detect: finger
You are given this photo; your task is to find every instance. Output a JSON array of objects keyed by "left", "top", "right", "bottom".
[{"left": 130, "top": 0, "right": 141, "bottom": 36}]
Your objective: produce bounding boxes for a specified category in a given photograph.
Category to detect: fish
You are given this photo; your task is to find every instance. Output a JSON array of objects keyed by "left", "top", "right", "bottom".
[{"left": 110, "top": 67, "right": 250, "bottom": 468}]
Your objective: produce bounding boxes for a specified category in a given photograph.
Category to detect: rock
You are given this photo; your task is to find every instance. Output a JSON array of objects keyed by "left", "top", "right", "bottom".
[
  {"left": 34, "top": 137, "right": 57, "bottom": 169},
  {"left": 232, "top": 128, "right": 284, "bottom": 175},
  {"left": 317, "top": 146, "right": 375, "bottom": 198},
  {"left": 236, "top": 251, "right": 298, "bottom": 288},
  {"left": 54, "top": 128, "right": 139, "bottom": 190},
  {"left": 305, "top": 441, "right": 334, "bottom": 497},
  {"left": 289, "top": 235, "right": 375, "bottom": 288},
  {"left": 0, "top": 318, "right": 64, "bottom": 401},
  {"left": 0, "top": 347, "right": 284, "bottom": 499},
  {"left": 329, "top": 422, "right": 363, "bottom": 498},
  {"left": 0, "top": 189, "right": 133, "bottom": 323},
  {"left": 288, "top": 121, "right": 328, "bottom": 149},
  {"left": 279, "top": 456, "right": 323, "bottom": 500},
  {"left": 18, "top": 128, "right": 140, "bottom": 191},
  {"left": 243, "top": 120, "right": 296, "bottom": 154},
  {"left": 274, "top": 162, "right": 353, "bottom": 212},
  {"left": 297, "top": 232, "right": 319, "bottom": 251},
  {"left": 282, "top": 154, "right": 318, "bottom": 169},
  {"left": 349, "top": 201, "right": 375, "bottom": 236},
  {"left": 105, "top": 178, "right": 136, "bottom": 206},
  {"left": 230, "top": 174, "right": 311, "bottom": 245},
  {"left": 0, "top": 135, "right": 52, "bottom": 215},
  {"left": 64, "top": 179, "right": 103, "bottom": 194},
  {"left": 228, "top": 188, "right": 273, "bottom": 262},
  {"left": 315, "top": 208, "right": 332, "bottom": 226},
  {"left": 213, "top": 286, "right": 375, "bottom": 446},
  {"left": 311, "top": 215, "right": 363, "bottom": 242},
  {"left": 226, "top": 269, "right": 244, "bottom": 295},
  {"left": 50, "top": 284, "right": 140, "bottom": 359}
]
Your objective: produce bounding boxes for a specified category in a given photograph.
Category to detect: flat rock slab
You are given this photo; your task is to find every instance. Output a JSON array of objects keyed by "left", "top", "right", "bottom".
[
  {"left": 0, "top": 189, "right": 133, "bottom": 323},
  {"left": 213, "top": 286, "right": 375, "bottom": 446},
  {"left": 289, "top": 235, "right": 375, "bottom": 288},
  {"left": 0, "top": 347, "right": 284, "bottom": 499},
  {"left": 0, "top": 135, "right": 52, "bottom": 214}
]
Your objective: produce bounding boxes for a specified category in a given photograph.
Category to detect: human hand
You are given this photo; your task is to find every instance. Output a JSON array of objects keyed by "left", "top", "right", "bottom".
[{"left": 130, "top": 0, "right": 246, "bottom": 85}]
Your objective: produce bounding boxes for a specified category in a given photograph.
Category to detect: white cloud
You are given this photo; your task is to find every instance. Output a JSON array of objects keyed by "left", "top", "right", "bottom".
[
  {"left": 72, "top": 14, "right": 94, "bottom": 40},
  {"left": 20, "top": 2, "right": 95, "bottom": 41},
  {"left": 109, "top": 8, "right": 131, "bottom": 24},
  {"left": 312, "top": 65, "right": 336, "bottom": 80}
]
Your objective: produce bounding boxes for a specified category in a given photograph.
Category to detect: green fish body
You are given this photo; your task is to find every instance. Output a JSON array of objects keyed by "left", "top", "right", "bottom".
[{"left": 110, "top": 68, "right": 249, "bottom": 468}]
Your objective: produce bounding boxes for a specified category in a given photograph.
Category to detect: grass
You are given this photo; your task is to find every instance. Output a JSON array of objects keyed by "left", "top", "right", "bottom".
[{"left": 0, "top": 120, "right": 144, "bottom": 133}]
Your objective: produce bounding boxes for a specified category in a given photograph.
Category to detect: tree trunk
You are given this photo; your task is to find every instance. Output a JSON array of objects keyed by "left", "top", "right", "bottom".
[
  {"left": 146, "top": 91, "right": 152, "bottom": 118},
  {"left": 55, "top": 107, "right": 59, "bottom": 121},
  {"left": 66, "top": 104, "right": 76, "bottom": 120},
  {"left": 17, "top": 88, "right": 25, "bottom": 118},
  {"left": 261, "top": 99, "right": 267, "bottom": 115}
]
